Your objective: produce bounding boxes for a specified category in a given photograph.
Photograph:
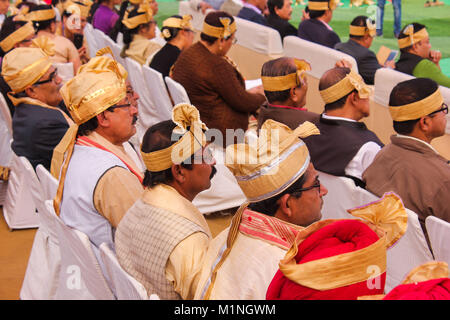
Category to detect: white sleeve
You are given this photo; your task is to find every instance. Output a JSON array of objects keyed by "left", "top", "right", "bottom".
[{"left": 345, "top": 141, "right": 382, "bottom": 181}]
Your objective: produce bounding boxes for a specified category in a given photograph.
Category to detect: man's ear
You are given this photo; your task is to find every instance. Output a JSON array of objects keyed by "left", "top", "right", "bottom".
[
  {"left": 418, "top": 116, "right": 432, "bottom": 133},
  {"left": 24, "top": 86, "right": 37, "bottom": 99},
  {"left": 171, "top": 164, "right": 185, "bottom": 184},
  {"left": 278, "top": 194, "right": 292, "bottom": 217},
  {"left": 96, "top": 112, "right": 110, "bottom": 128}
]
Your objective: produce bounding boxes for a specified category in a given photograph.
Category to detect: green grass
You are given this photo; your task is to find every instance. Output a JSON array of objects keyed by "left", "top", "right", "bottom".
[{"left": 154, "top": 0, "right": 450, "bottom": 67}]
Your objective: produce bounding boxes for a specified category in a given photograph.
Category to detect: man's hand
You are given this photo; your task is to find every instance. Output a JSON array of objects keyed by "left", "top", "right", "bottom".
[
  {"left": 247, "top": 84, "right": 265, "bottom": 95},
  {"left": 199, "top": 1, "right": 212, "bottom": 14},
  {"left": 335, "top": 59, "right": 352, "bottom": 69},
  {"left": 429, "top": 50, "right": 442, "bottom": 65},
  {"left": 384, "top": 60, "right": 395, "bottom": 69}
]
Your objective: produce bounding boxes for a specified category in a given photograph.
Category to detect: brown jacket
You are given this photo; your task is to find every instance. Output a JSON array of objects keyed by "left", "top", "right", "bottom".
[
  {"left": 257, "top": 102, "right": 320, "bottom": 130},
  {"left": 171, "top": 42, "right": 266, "bottom": 146},
  {"left": 363, "top": 135, "right": 450, "bottom": 244}
]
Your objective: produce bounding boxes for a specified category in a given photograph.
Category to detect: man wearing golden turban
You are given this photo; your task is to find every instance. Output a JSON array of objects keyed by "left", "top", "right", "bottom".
[
  {"left": 194, "top": 120, "right": 328, "bottom": 300},
  {"left": 52, "top": 53, "right": 144, "bottom": 265},
  {"left": 302, "top": 67, "right": 383, "bottom": 187},
  {"left": 298, "top": 0, "right": 341, "bottom": 49},
  {"left": 257, "top": 57, "right": 319, "bottom": 130},
  {"left": 115, "top": 103, "right": 217, "bottom": 300},
  {"left": 395, "top": 23, "right": 450, "bottom": 88},
  {"left": 2, "top": 47, "right": 71, "bottom": 170},
  {"left": 363, "top": 77, "right": 449, "bottom": 248},
  {"left": 29, "top": 4, "right": 82, "bottom": 74}
]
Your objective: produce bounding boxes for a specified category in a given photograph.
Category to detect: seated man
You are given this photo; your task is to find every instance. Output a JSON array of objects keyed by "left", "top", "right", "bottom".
[
  {"left": 53, "top": 54, "right": 144, "bottom": 256},
  {"left": 116, "top": 104, "right": 217, "bottom": 300},
  {"left": 195, "top": 120, "right": 328, "bottom": 300},
  {"left": 0, "top": 16, "right": 36, "bottom": 116},
  {"left": 396, "top": 23, "right": 450, "bottom": 88},
  {"left": 258, "top": 57, "right": 319, "bottom": 130},
  {"left": 237, "top": 0, "right": 268, "bottom": 26},
  {"left": 28, "top": 4, "right": 82, "bottom": 74},
  {"left": 2, "top": 47, "right": 71, "bottom": 170},
  {"left": 363, "top": 78, "right": 449, "bottom": 245},
  {"left": 303, "top": 67, "right": 383, "bottom": 186},
  {"left": 335, "top": 15, "right": 394, "bottom": 85},
  {"left": 298, "top": 0, "right": 340, "bottom": 49},
  {"left": 267, "top": 193, "right": 407, "bottom": 300},
  {"left": 266, "top": 0, "right": 297, "bottom": 39}
]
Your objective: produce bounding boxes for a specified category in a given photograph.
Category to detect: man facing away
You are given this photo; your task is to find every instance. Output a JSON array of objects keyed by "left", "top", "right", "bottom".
[
  {"left": 297, "top": 0, "right": 340, "bottom": 49},
  {"left": 335, "top": 15, "right": 395, "bottom": 85},
  {"left": 115, "top": 104, "right": 217, "bottom": 300},
  {"left": 194, "top": 119, "right": 328, "bottom": 299},
  {"left": 257, "top": 56, "right": 319, "bottom": 130},
  {"left": 363, "top": 77, "right": 449, "bottom": 245},
  {"left": 237, "top": 0, "right": 268, "bottom": 26},
  {"left": 302, "top": 67, "right": 384, "bottom": 186}
]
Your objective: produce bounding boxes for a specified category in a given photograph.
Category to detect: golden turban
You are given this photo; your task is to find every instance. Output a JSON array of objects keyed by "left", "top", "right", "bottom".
[
  {"left": 1, "top": 47, "right": 52, "bottom": 94},
  {"left": 308, "top": 0, "right": 340, "bottom": 11},
  {"left": 0, "top": 21, "right": 35, "bottom": 53},
  {"left": 262, "top": 59, "right": 311, "bottom": 92},
  {"left": 64, "top": 0, "right": 91, "bottom": 18},
  {"left": 122, "top": 0, "right": 154, "bottom": 30},
  {"left": 26, "top": 8, "right": 56, "bottom": 22},
  {"left": 320, "top": 69, "right": 372, "bottom": 104},
  {"left": 140, "top": 103, "right": 208, "bottom": 172},
  {"left": 398, "top": 25, "right": 429, "bottom": 49},
  {"left": 202, "top": 17, "right": 236, "bottom": 39},
  {"left": 349, "top": 18, "right": 376, "bottom": 37}
]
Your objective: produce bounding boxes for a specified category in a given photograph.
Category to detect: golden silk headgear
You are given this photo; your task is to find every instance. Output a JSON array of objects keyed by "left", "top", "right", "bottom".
[
  {"left": 51, "top": 48, "right": 128, "bottom": 215},
  {"left": 26, "top": 8, "right": 56, "bottom": 22},
  {"left": 1, "top": 47, "right": 52, "bottom": 94},
  {"left": 31, "top": 35, "right": 56, "bottom": 56},
  {"left": 64, "top": 1, "right": 91, "bottom": 18},
  {"left": 122, "top": 0, "right": 154, "bottom": 30},
  {"left": 398, "top": 25, "right": 429, "bottom": 49},
  {"left": 0, "top": 21, "right": 35, "bottom": 53},
  {"left": 277, "top": 192, "right": 407, "bottom": 291},
  {"left": 202, "top": 16, "right": 236, "bottom": 39},
  {"left": 78, "top": 46, "right": 128, "bottom": 80},
  {"left": 349, "top": 18, "right": 376, "bottom": 37},
  {"left": 140, "top": 103, "right": 208, "bottom": 172},
  {"left": 319, "top": 69, "right": 372, "bottom": 104},
  {"left": 308, "top": 0, "right": 340, "bottom": 11},
  {"left": 200, "top": 120, "right": 320, "bottom": 300},
  {"left": 161, "top": 15, "right": 193, "bottom": 38},
  {"left": 261, "top": 59, "right": 311, "bottom": 92},
  {"left": 389, "top": 87, "right": 444, "bottom": 122}
]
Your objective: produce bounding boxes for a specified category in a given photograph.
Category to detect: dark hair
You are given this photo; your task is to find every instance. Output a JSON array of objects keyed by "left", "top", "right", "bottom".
[
  {"left": 77, "top": 104, "right": 118, "bottom": 136},
  {"left": 0, "top": 16, "right": 29, "bottom": 57},
  {"left": 308, "top": 9, "right": 326, "bottom": 19},
  {"left": 121, "top": 7, "right": 151, "bottom": 55},
  {"left": 398, "top": 22, "right": 426, "bottom": 53},
  {"left": 349, "top": 15, "right": 373, "bottom": 40},
  {"left": 261, "top": 57, "right": 299, "bottom": 103},
  {"left": 141, "top": 120, "right": 193, "bottom": 188},
  {"left": 200, "top": 11, "right": 234, "bottom": 45},
  {"left": 62, "top": 1, "right": 89, "bottom": 17},
  {"left": 17, "top": 1, "right": 38, "bottom": 12},
  {"left": 108, "top": 0, "right": 133, "bottom": 42},
  {"left": 268, "top": 0, "right": 284, "bottom": 15},
  {"left": 248, "top": 169, "right": 309, "bottom": 216},
  {"left": 390, "top": 78, "right": 438, "bottom": 134},
  {"left": 319, "top": 67, "right": 356, "bottom": 111},
  {"left": 29, "top": 5, "right": 56, "bottom": 31},
  {"left": 161, "top": 15, "right": 183, "bottom": 42}
]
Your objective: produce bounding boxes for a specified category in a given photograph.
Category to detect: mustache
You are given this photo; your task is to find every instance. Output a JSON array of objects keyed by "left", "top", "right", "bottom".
[
  {"left": 210, "top": 165, "right": 217, "bottom": 180},
  {"left": 132, "top": 115, "right": 138, "bottom": 125}
]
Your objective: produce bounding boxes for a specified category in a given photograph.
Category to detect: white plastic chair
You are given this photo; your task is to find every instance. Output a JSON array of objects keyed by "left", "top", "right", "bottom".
[
  {"left": 2, "top": 153, "right": 39, "bottom": 229},
  {"left": 99, "top": 242, "right": 149, "bottom": 300},
  {"left": 317, "top": 171, "right": 434, "bottom": 293},
  {"left": 35, "top": 164, "right": 58, "bottom": 202},
  {"left": 426, "top": 216, "right": 450, "bottom": 265},
  {"left": 92, "top": 28, "right": 107, "bottom": 52},
  {"left": 0, "top": 92, "right": 12, "bottom": 205},
  {"left": 52, "top": 200, "right": 115, "bottom": 300},
  {"left": 83, "top": 23, "right": 98, "bottom": 58},
  {"left": 20, "top": 160, "right": 60, "bottom": 299},
  {"left": 142, "top": 65, "right": 173, "bottom": 114},
  {"left": 165, "top": 76, "right": 191, "bottom": 105}
]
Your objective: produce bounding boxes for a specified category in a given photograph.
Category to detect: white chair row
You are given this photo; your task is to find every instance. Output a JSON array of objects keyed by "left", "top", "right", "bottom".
[
  {"left": 318, "top": 171, "right": 449, "bottom": 293},
  {"left": 17, "top": 155, "right": 155, "bottom": 300}
]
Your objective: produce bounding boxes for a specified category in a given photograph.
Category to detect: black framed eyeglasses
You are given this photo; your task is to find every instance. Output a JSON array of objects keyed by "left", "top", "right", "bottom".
[
  {"left": 34, "top": 70, "right": 58, "bottom": 86},
  {"left": 108, "top": 103, "right": 131, "bottom": 112},
  {"left": 291, "top": 178, "right": 321, "bottom": 197},
  {"left": 428, "top": 103, "right": 449, "bottom": 117}
]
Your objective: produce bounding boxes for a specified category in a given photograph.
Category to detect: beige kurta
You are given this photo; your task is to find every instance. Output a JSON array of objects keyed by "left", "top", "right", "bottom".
[
  {"left": 125, "top": 34, "right": 162, "bottom": 65},
  {"left": 116, "top": 184, "right": 211, "bottom": 299},
  {"left": 88, "top": 131, "right": 144, "bottom": 228},
  {"left": 37, "top": 31, "right": 81, "bottom": 66},
  {"left": 194, "top": 209, "right": 302, "bottom": 300}
]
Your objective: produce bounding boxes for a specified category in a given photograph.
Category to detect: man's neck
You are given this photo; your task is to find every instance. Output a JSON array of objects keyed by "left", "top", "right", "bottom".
[
  {"left": 170, "top": 37, "right": 185, "bottom": 51},
  {"left": 93, "top": 128, "right": 126, "bottom": 147},
  {"left": 200, "top": 40, "right": 221, "bottom": 56},
  {"left": 167, "top": 181, "right": 195, "bottom": 202},
  {"left": 324, "top": 107, "right": 362, "bottom": 121},
  {"left": 350, "top": 38, "right": 368, "bottom": 49}
]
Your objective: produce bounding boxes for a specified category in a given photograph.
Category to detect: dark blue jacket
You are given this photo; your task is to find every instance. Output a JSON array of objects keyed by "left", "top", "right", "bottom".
[
  {"left": 298, "top": 18, "right": 340, "bottom": 49},
  {"left": 237, "top": 7, "right": 268, "bottom": 26}
]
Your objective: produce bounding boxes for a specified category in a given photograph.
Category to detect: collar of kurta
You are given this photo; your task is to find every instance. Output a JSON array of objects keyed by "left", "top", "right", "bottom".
[
  {"left": 239, "top": 208, "right": 303, "bottom": 250},
  {"left": 142, "top": 184, "right": 212, "bottom": 238},
  {"left": 319, "top": 113, "right": 368, "bottom": 129}
]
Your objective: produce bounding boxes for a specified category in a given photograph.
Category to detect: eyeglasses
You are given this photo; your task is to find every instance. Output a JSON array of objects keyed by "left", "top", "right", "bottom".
[
  {"left": 291, "top": 178, "right": 321, "bottom": 197},
  {"left": 428, "top": 103, "right": 449, "bottom": 117},
  {"left": 232, "top": 37, "right": 237, "bottom": 44},
  {"left": 108, "top": 103, "right": 131, "bottom": 112},
  {"left": 192, "top": 146, "right": 214, "bottom": 164},
  {"left": 34, "top": 70, "right": 58, "bottom": 86}
]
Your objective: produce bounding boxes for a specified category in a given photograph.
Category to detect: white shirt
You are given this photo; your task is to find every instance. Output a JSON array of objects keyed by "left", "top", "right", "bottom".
[{"left": 322, "top": 114, "right": 382, "bottom": 181}]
